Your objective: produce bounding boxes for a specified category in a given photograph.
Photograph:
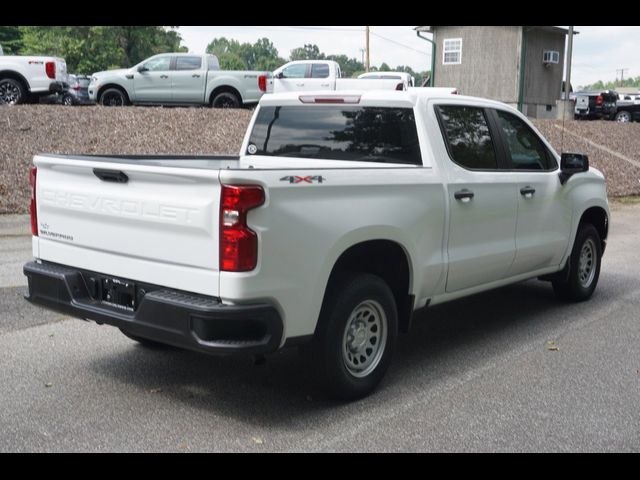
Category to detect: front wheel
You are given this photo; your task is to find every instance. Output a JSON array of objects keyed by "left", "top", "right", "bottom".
[
  {"left": 553, "top": 223, "right": 602, "bottom": 302},
  {"left": 62, "top": 94, "right": 75, "bottom": 106},
  {"left": 309, "top": 273, "right": 398, "bottom": 401},
  {"left": 100, "top": 88, "right": 128, "bottom": 107}
]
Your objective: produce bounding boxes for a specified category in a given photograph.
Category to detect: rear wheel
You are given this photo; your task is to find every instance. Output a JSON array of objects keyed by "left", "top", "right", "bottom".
[
  {"left": 62, "top": 94, "right": 75, "bottom": 106},
  {"left": 211, "top": 91, "right": 240, "bottom": 109},
  {"left": 552, "top": 223, "right": 602, "bottom": 302},
  {"left": 100, "top": 88, "right": 128, "bottom": 107},
  {"left": 0, "top": 78, "right": 26, "bottom": 105},
  {"left": 615, "top": 110, "right": 632, "bottom": 123},
  {"left": 308, "top": 273, "right": 398, "bottom": 400}
]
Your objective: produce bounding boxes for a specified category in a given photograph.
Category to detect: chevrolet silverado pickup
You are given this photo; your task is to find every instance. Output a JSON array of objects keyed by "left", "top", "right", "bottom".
[
  {"left": 24, "top": 89, "right": 609, "bottom": 400},
  {"left": 273, "top": 60, "right": 409, "bottom": 93},
  {"left": 0, "top": 55, "right": 68, "bottom": 104},
  {"left": 88, "top": 53, "right": 270, "bottom": 108}
]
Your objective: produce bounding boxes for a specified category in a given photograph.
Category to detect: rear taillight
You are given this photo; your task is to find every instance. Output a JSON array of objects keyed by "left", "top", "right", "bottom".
[
  {"left": 220, "top": 184, "right": 265, "bottom": 272},
  {"left": 258, "top": 75, "right": 267, "bottom": 92},
  {"left": 72, "top": 84, "right": 81, "bottom": 91},
  {"left": 396, "top": 82, "right": 404, "bottom": 91},
  {"left": 29, "top": 166, "right": 38, "bottom": 236},
  {"left": 596, "top": 95, "right": 603, "bottom": 106},
  {"left": 45, "top": 61, "right": 56, "bottom": 79}
]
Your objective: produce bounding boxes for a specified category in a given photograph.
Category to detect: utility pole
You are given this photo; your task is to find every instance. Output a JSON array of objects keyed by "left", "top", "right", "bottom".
[
  {"left": 564, "top": 26, "right": 574, "bottom": 100},
  {"left": 360, "top": 48, "right": 365, "bottom": 67},
  {"left": 365, "top": 26, "right": 370, "bottom": 72},
  {"left": 616, "top": 68, "right": 629, "bottom": 86}
]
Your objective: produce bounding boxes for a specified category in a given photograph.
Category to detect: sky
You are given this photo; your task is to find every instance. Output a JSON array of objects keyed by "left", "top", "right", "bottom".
[{"left": 176, "top": 26, "right": 640, "bottom": 88}]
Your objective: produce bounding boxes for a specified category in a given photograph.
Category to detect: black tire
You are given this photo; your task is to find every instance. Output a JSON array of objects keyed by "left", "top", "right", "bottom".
[
  {"left": 119, "top": 328, "right": 173, "bottom": 349},
  {"left": 211, "top": 91, "right": 240, "bottom": 109},
  {"left": 99, "top": 88, "right": 128, "bottom": 107},
  {"left": 309, "top": 273, "right": 398, "bottom": 401},
  {"left": 552, "top": 223, "right": 602, "bottom": 302},
  {"left": 0, "top": 78, "right": 27, "bottom": 105},
  {"left": 615, "top": 110, "right": 632, "bottom": 123},
  {"left": 62, "top": 94, "right": 75, "bottom": 106}
]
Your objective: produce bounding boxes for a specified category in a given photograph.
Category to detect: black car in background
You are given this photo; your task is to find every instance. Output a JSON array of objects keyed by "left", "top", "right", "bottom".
[
  {"left": 613, "top": 99, "right": 640, "bottom": 123},
  {"left": 39, "top": 74, "right": 93, "bottom": 106},
  {"left": 574, "top": 90, "right": 618, "bottom": 120}
]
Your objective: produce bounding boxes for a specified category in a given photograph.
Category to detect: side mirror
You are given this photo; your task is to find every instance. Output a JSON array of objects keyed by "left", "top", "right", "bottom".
[
  {"left": 137, "top": 66, "right": 148, "bottom": 73},
  {"left": 559, "top": 153, "right": 589, "bottom": 185},
  {"left": 275, "top": 72, "right": 284, "bottom": 79}
]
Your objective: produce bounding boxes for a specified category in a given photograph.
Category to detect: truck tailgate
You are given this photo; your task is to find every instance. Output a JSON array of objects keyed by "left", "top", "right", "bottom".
[{"left": 33, "top": 155, "right": 224, "bottom": 297}]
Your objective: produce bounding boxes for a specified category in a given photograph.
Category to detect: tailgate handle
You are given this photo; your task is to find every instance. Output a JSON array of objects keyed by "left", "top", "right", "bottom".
[{"left": 93, "top": 168, "right": 129, "bottom": 183}]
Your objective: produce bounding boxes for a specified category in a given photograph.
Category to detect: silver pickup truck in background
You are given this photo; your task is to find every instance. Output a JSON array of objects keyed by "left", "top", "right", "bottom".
[{"left": 89, "top": 53, "right": 270, "bottom": 108}]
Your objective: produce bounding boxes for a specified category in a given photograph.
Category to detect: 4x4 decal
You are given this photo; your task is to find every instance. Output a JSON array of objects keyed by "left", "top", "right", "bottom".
[{"left": 280, "top": 175, "right": 325, "bottom": 184}]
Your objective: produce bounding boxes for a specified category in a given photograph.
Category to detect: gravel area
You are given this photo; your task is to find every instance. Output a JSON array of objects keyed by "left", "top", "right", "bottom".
[
  {"left": 0, "top": 105, "right": 253, "bottom": 214},
  {"left": 1, "top": 105, "right": 639, "bottom": 214},
  {"left": 532, "top": 119, "right": 640, "bottom": 198}
]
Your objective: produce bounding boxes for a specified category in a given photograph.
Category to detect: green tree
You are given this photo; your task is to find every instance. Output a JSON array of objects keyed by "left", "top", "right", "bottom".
[
  {"left": 290, "top": 44, "right": 324, "bottom": 61},
  {"left": 206, "top": 36, "right": 284, "bottom": 71},
  {"left": 0, "top": 26, "right": 23, "bottom": 54},
  {"left": 19, "top": 26, "right": 187, "bottom": 74},
  {"left": 379, "top": 62, "right": 391, "bottom": 72}
]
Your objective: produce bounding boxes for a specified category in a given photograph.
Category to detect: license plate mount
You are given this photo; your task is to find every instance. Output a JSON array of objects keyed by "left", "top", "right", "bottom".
[{"left": 101, "top": 277, "right": 137, "bottom": 311}]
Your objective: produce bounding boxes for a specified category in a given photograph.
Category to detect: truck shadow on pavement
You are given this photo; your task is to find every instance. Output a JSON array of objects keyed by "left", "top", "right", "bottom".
[{"left": 87, "top": 276, "right": 623, "bottom": 427}]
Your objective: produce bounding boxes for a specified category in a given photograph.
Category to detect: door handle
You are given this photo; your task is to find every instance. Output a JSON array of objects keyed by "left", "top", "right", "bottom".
[
  {"left": 520, "top": 186, "right": 536, "bottom": 197},
  {"left": 321, "top": 83, "right": 330, "bottom": 87},
  {"left": 454, "top": 189, "right": 475, "bottom": 202},
  {"left": 296, "top": 83, "right": 305, "bottom": 87},
  {"left": 192, "top": 74, "right": 200, "bottom": 78},
  {"left": 160, "top": 75, "right": 169, "bottom": 79}
]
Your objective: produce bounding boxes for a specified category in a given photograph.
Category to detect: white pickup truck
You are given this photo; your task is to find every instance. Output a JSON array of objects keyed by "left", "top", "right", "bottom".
[
  {"left": 272, "top": 60, "right": 408, "bottom": 93},
  {"left": 0, "top": 55, "right": 68, "bottom": 104},
  {"left": 24, "top": 89, "right": 609, "bottom": 400},
  {"left": 88, "top": 53, "right": 270, "bottom": 108}
]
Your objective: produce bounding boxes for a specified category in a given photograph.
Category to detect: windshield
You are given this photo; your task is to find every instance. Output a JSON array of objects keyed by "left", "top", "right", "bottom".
[{"left": 246, "top": 105, "right": 422, "bottom": 165}]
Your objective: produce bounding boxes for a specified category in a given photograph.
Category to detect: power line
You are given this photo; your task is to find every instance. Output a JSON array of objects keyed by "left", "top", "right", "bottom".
[{"left": 370, "top": 32, "right": 426, "bottom": 55}]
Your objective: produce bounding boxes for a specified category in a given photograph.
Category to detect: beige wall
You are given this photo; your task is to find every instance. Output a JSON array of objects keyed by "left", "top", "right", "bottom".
[
  {"left": 523, "top": 29, "right": 566, "bottom": 105},
  {"left": 433, "top": 26, "right": 522, "bottom": 103}
]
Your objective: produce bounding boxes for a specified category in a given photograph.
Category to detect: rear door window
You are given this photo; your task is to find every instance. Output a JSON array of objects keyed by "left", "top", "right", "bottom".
[
  {"left": 310, "top": 64, "right": 330, "bottom": 78},
  {"left": 176, "top": 56, "right": 202, "bottom": 71},
  {"left": 247, "top": 105, "right": 422, "bottom": 165},
  {"left": 436, "top": 105, "right": 498, "bottom": 170}
]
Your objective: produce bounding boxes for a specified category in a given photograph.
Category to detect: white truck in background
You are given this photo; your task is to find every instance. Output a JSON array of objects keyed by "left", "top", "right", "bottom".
[
  {"left": 272, "top": 60, "right": 407, "bottom": 93},
  {"left": 88, "top": 53, "right": 270, "bottom": 108},
  {"left": 24, "top": 89, "right": 609, "bottom": 400},
  {"left": 0, "top": 55, "right": 68, "bottom": 104}
]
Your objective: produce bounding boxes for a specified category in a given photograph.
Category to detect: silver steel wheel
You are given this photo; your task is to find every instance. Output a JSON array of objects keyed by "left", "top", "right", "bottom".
[
  {"left": 616, "top": 111, "right": 631, "bottom": 123},
  {"left": 578, "top": 238, "right": 597, "bottom": 288},
  {"left": 0, "top": 81, "right": 21, "bottom": 105},
  {"left": 63, "top": 95, "right": 74, "bottom": 106},
  {"left": 342, "top": 299, "right": 387, "bottom": 378}
]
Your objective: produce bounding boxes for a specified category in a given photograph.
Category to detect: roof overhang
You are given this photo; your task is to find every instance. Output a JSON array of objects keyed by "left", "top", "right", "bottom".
[{"left": 413, "top": 26, "right": 579, "bottom": 35}]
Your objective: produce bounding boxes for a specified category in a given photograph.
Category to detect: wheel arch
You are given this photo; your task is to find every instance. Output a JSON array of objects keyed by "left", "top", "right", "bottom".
[
  {"left": 209, "top": 84, "right": 243, "bottom": 106},
  {"left": 579, "top": 206, "right": 609, "bottom": 252},
  {"left": 319, "top": 239, "right": 414, "bottom": 334},
  {"left": 97, "top": 83, "right": 131, "bottom": 104},
  {"left": 0, "top": 70, "right": 30, "bottom": 93}
]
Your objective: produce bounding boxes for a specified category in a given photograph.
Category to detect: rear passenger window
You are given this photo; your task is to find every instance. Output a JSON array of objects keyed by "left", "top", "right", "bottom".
[
  {"left": 176, "top": 56, "right": 202, "bottom": 71},
  {"left": 311, "top": 64, "right": 330, "bottom": 78},
  {"left": 495, "top": 110, "right": 556, "bottom": 171},
  {"left": 437, "top": 106, "right": 498, "bottom": 170}
]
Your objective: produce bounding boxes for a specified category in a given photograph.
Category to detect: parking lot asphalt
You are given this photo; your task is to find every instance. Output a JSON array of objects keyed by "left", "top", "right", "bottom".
[{"left": 0, "top": 205, "right": 638, "bottom": 452}]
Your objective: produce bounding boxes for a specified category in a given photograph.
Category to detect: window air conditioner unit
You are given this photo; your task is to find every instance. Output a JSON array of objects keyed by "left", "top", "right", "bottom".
[{"left": 543, "top": 50, "right": 560, "bottom": 67}]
